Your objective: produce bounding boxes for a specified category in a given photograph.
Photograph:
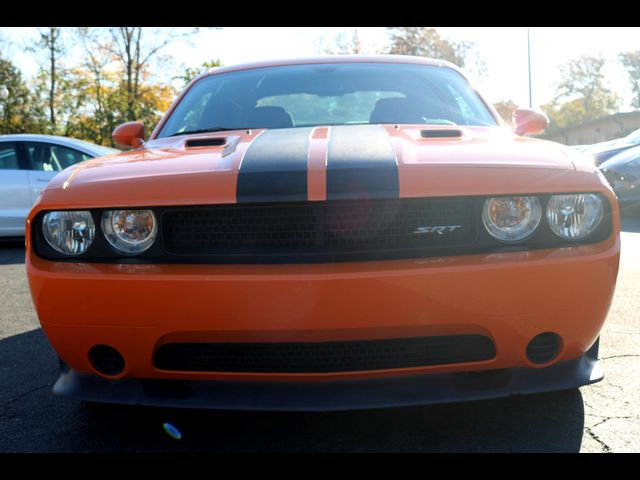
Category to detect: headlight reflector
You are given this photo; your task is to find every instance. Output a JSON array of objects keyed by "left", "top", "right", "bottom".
[
  {"left": 546, "top": 194, "right": 603, "bottom": 240},
  {"left": 42, "top": 210, "right": 95, "bottom": 255},
  {"left": 102, "top": 209, "right": 157, "bottom": 254},
  {"left": 482, "top": 196, "right": 542, "bottom": 243}
]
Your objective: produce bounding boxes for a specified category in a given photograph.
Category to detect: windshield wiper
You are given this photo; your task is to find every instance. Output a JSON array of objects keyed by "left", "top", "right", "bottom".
[{"left": 167, "top": 127, "right": 241, "bottom": 137}]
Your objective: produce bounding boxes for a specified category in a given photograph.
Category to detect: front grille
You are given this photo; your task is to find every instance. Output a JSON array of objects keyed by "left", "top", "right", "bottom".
[
  {"left": 153, "top": 335, "right": 496, "bottom": 373},
  {"left": 162, "top": 198, "right": 477, "bottom": 261}
]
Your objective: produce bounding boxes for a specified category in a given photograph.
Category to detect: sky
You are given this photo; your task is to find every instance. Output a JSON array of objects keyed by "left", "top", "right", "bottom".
[{"left": 2, "top": 26, "right": 639, "bottom": 111}]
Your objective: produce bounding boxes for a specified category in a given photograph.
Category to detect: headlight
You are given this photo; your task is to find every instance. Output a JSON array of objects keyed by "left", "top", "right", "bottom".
[
  {"left": 546, "top": 194, "right": 603, "bottom": 240},
  {"left": 482, "top": 196, "right": 542, "bottom": 243},
  {"left": 102, "top": 209, "right": 157, "bottom": 254},
  {"left": 42, "top": 211, "right": 95, "bottom": 255}
]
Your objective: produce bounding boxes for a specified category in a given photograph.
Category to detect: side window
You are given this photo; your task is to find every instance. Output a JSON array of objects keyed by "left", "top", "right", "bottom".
[
  {"left": 24, "top": 142, "right": 92, "bottom": 171},
  {"left": 50, "top": 145, "right": 92, "bottom": 169},
  {"left": 0, "top": 143, "right": 20, "bottom": 170}
]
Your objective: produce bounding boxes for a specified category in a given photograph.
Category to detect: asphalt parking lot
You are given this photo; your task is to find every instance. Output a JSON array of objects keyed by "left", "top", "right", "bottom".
[{"left": 1, "top": 215, "right": 639, "bottom": 453}]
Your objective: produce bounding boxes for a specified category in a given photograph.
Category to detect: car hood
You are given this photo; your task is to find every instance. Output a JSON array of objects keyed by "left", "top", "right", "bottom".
[{"left": 40, "top": 125, "right": 605, "bottom": 209}]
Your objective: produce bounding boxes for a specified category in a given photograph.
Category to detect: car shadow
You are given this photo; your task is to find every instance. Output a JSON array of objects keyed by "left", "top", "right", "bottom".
[
  {"left": 0, "top": 239, "right": 25, "bottom": 265},
  {"left": 0, "top": 329, "right": 586, "bottom": 452}
]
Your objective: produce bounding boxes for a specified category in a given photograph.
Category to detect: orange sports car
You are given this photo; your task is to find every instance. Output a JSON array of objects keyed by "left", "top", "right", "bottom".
[{"left": 26, "top": 56, "right": 620, "bottom": 411}]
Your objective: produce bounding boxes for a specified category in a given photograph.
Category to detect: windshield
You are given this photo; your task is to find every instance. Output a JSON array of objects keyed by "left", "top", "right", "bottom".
[{"left": 157, "top": 63, "right": 497, "bottom": 138}]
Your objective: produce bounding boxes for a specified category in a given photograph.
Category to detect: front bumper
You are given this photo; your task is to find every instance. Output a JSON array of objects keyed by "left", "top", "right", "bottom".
[
  {"left": 28, "top": 232, "right": 620, "bottom": 385},
  {"left": 54, "top": 351, "right": 603, "bottom": 411}
]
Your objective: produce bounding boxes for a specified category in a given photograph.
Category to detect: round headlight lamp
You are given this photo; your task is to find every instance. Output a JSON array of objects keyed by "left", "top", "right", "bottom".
[
  {"left": 482, "top": 196, "right": 542, "bottom": 243},
  {"left": 42, "top": 210, "right": 95, "bottom": 256},
  {"left": 546, "top": 194, "right": 603, "bottom": 240},
  {"left": 102, "top": 209, "right": 157, "bottom": 254}
]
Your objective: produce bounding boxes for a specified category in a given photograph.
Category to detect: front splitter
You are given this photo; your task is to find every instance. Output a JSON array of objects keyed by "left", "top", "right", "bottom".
[{"left": 52, "top": 354, "right": 603, "bottom": 412}]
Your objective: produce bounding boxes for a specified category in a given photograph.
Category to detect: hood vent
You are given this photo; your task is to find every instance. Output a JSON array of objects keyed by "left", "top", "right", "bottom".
[
  {"left": 420, "top": 129, "right": 463, "bottom": 138},
  {"left": 185, "top": 137, "right": 227, "bottom": 148}
]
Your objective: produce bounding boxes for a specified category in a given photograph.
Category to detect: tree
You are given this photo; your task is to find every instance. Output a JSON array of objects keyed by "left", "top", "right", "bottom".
[
  {"left": 541, "top": 98, "right": 590, "bottom": 131},
  {"left": 40, "top": 27, "right": 64, "bottom": 131},
  {"left": 493, "top": 99, "right": 518, "bottom": 125},
  {"left": 73, "top": 27, "right": 117, "bottom": 145},
  {"left": 106, "top": 27, "right": 199, "bottom": 122},
  {"left": 60, "top": 64, "right": 176, "bottom": 148},
  {"left": 29, "top": 27, "right": 67, "bottom": 133},
  {"left": 48, "top": 27, "right": 194, "bottom": 147},
  {"left": 176, "top": 59, "right": 223, "bottom": 88},
  {"left": 323, "top": 29, "right": 364, "bottom": 55},
  {"left": 385, "top": 27, "right": 485, "bottom": 76},
  {"left": 620, "top": 51, "right": 640, "bottom": 109},
  {"left": 2, "top": 28, "right": 220, "bottom": 146},
  {"left": 0, "top": 56, "right": 46, "bottom": 134},
  {"left": 543, "top": 54, "right": 619, "bottom": 130}
]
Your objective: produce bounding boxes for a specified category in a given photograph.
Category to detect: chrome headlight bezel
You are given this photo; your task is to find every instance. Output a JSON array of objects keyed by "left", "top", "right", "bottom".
[
  {"left": 546, "top": 193, "right": 604, "bottom": 241},
  {"left": 481, "top": 196, "right": 543, "bottom": 244},
  {"left": 101, "top": 209, "right": 158, "bottom": 255},
  {"left": 41, "top": 210, "right": 96, "bottom": 256}
]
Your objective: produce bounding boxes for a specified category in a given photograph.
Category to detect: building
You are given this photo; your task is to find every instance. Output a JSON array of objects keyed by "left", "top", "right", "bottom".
[{"left": 541, "top": 111, "right": 640, "bottom": 146}]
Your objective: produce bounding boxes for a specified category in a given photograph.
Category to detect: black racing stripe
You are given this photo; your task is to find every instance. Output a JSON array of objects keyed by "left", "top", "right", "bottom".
[
  {"left": 236, "top": 128, "right": 312, "bottom": 203},
  {"left": 326, "top": 125, "right": 399, "bottom": 200}
]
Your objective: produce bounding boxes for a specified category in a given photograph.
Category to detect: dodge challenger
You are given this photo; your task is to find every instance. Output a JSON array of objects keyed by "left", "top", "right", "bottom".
[{"left": 26, "top": 56, "right": 621, "bottom": 411}]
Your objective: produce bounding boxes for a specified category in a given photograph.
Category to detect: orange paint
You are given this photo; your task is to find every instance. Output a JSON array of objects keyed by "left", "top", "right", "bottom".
[
  {"left": 112, "top": 121, "right": 145, "bottom": 149},
  {"left": 307, "top": 126, "right": 330, "bottom": 201},
  {"left": 27, "top": 234, "right": 619, "bottom": 382}
]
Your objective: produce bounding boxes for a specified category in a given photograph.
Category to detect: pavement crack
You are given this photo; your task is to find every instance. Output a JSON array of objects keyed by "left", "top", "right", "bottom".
[
  {"left": 599, "top": 354, "right": 640, "bottom": 360},
  {"left": 585, "top": 426, "right": 612, "bottom": 453},
  {"left": 590, "top": 418, "right": 610, "bottom": 429},
  {"left": 586, "top": 415, "right": 634, "bottom": 427},
  {"left": 0, "top": 383, "right": 51, "bottom": 416}
]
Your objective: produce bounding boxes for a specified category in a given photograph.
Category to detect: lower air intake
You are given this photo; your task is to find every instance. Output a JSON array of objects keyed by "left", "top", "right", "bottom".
[{"left": 153, "top": 335, "right": 496, "bottom": 373}]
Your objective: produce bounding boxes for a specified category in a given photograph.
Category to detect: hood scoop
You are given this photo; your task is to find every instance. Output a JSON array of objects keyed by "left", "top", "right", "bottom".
[
  {"left": 420, "top": 129, "right": 463, "bottom": 139},
  {"left": 185, "top": 137, "right": 228, "bottom": 148}
]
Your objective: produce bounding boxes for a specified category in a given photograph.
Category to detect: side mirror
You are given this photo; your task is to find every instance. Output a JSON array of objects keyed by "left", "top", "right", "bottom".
[
  {"left": 112, "top": 121, "right": 145, "bottom": 149},
  {"left": 513, "top": 108, "right": 549, "bottom": 136}
]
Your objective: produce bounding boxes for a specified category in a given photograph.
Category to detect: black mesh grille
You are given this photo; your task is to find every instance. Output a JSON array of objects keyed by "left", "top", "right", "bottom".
[
  {"left": 162, "top": 198, "right": 477, "bottom": 261},
  {"left": 153, "top": 335, "right": 496, "bottom": 373}
]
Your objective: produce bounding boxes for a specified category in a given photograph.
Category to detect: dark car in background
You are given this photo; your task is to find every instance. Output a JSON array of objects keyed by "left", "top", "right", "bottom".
[
  {"left": 585, "top": 128, "right": 640, "bottom": 166},
  {"left": 599, "top": 145, "right": 640, "bottom": 211}
]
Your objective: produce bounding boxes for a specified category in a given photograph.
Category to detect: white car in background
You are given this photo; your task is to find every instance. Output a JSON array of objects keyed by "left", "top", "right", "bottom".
[{"left": 0, "top": 134, "right": 117, "bottom": 238}]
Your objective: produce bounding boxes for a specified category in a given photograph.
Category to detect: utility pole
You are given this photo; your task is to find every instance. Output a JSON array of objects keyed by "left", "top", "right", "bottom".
[{"left": 527, "top": 27, "right": 533, "bottom": 108}]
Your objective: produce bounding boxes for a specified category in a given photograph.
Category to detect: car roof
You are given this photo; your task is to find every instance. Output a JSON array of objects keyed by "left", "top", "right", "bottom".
[
  {"left": 202, "top": 55, "right": 468, "bottom": 81},
  {"left": 0, "top": 134, "right": 118, "bottom": 156}
]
